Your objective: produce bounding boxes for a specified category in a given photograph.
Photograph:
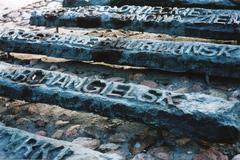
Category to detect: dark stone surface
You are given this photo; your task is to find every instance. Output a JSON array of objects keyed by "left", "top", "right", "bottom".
[
  {"left": 0, "top": 125, "right": 121, "bottom": 160},
  {"left": 30, "top": 6, "right": 240, "bottom": 40},
  {"left": 62, "top": 0, "right": 240, "bottom": 9},
  {"left": 0, "top": 62, "right": 239, "bottom": 142},
  {"left": 1, "top": 29, "right": 240, "bottom": 78}
]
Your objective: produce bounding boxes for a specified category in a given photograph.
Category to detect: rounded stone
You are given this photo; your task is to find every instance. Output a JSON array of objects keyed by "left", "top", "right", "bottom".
[
  {"left": 141, "top": 80, "right": 158, "bottom": 88},
  {"left": 99, "top": 143, "right": 120, "bottom": 152},
  {"left": 35, "top": 131, "right": 47, "bottom": 137},
  {"left": 72, "top": 137, "right": 100, "bottom": 149},
  {"left": 132, "top": 153, "right": 156, "bottom": 160},
  {"left": 52, "top": 130, "right": 64, "bottom": 139}
]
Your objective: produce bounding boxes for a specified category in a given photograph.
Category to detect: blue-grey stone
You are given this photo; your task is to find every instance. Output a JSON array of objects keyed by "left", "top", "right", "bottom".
[
  {"left": 0, "top": 29, "right": 240, "bottom": 78},
  {"left": 0, "top": 62, "right": 239, "bottom": 142},
  {"left": 0, "top": 125, "right": 122, "bottom": 160},
  {"left": 62, "top": 0, "right": 240, "bottom": 9},
  {"left": 30, "top": 6, "right": 240, "bottom": 40}
]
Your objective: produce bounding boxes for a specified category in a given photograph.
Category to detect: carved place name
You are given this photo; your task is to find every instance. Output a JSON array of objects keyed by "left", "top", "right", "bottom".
[
  {"left": 35, "top": 6, "right": 240, "bottom": 25},
  {"left": 0, "top": 67, "right": 186, "bottom": 106},
  {"left": 30, "top": 6, "right": 240, "bottom": 39},
  {"left": 0, "top": 129, "right": 73, "bottom": 160},
  {"left": 1, "top": 29, "right": 239, "bottom": 58},
  {"left": 97, "top": 38, "right": 239, "bottom": 58},
  {"left": 62, "top": 0, "right": 240, "bottom": 9},
  {"left": 104, "top": 6, "right": 240, "bottom": 25},
  {"left": 0, "top": 63, "right": 239, "bottom": 142}
]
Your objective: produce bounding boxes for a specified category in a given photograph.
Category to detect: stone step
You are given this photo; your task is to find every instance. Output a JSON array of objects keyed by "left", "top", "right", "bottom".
[
  {"left": 1, "top": 29, "right": 240, "bottom": 78},
  {"left": 0, "top": 125, "right": 121, "bottom": 160},
  {"left": 62, "top": 0, "right": 240, "bottom": 9},
  {"left": 0, "top": 62, "right": 239, "bottom": 142},
  {"left": 30, "top": 6, "right": 240, "bottom": 40}
]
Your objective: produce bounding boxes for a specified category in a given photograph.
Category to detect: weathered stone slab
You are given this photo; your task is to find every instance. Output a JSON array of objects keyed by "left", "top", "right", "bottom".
[
  {"left": 0, "top": 125, "right": 121, "bottom": 160},
  {"left": 0, "top": 62, "right": 239, "bottom": 142},
  {"left": 1, "top": 29, "right": 240, "bottom": 78},
  {"left": 62, "top": 0, "right": 240, "bottom": 9},
  {"left": 30, "top": 6, "right": 240, "bottom": 40}
]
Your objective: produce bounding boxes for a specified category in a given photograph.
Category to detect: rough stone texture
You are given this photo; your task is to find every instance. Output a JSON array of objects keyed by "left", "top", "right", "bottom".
[
  {"left": 72, "top": 137, "right": 100, "bottom": 149},
  {"left": 1, "top": 29, "right": 240, "bottom": 78},
  {"left": 30, "top": 6, "right": 240, "bottom": 40},
  {"left": 131, "top": 153, "right": 156, "bottom": 160},
  {"left": 193, "top": 148, "right": 228, "bottom": 160},
  {"left": 99, "top": 143, "right": 120, "bottom": 152},
  {"left": 0, "top": 125, "right": 121, "bottom": 160},
  {"left": 62, "top": 0, "right": 240, "bottom": 9},
  {"left": 0, "top": 62, "right": 239, "bottom": 142}
]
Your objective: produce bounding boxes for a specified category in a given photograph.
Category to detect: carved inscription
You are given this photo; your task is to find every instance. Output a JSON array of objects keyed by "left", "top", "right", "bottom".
[
  {"left": 100, "top": 39, "right": 239, "bottom": 57},
  {"left": 1, "top": 29, "right": 239, "bottom": 58},
  {"left": 0, "top": 130, "right": 73, "bottom": 160},
  {"left": 39, "top": 6, "right": 240, "bottom": 25},
  {"left": 0, "top": 63, "right": 239, "bottom": 142},
  {"left": 0, "top": 67, "right": 186, "bottom": 106},
  {"left": 30, "top": 6, "right": 240, "bottom": 39},
  {"left": 62, "top": 0, "right": 240, "bottom": 9},
  {"left": 113, "top": 6, "right": 240, "bottom": 25}
]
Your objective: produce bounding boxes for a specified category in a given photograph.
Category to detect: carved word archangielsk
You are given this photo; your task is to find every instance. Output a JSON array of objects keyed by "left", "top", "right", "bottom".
[{"left": 0, "top": 68, "right": 186, "bottom": 106}]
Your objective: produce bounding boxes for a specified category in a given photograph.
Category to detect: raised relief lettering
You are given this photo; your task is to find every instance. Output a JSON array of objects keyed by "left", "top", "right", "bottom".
[
  {"left": 139, "top": 42, "right": 154, "bottom": 52},
  {"left": 49, "top": 74, "right": 70, "bottom": 88},
  {"left": 156, "top": 91, "right": 186, "bottom": 106},
  {"left": 1, "top": 69, "right": 19, "bottom": 80},
  {"left": 31, "top": 143, "right": 54, "bottom": 159},
  {"left": 171, "top": 44, "right": 185, "bottom": 56},
  {"left": 138, "top": 89, "right": 160, "bottom": 103},
  {"left": 30, "top": 143, "right": 73, "bottom": 160},
  {"left": 199, "top": 46, "right": 218, "bottom": 57},
  {"left": 26, "top": 70, "right": 45, "bottom": 84},
  {"left": 12, "top": 69, "right": 32, "bottom": 82},
  {"left": 64, "top": 77, "right": 88, "bottom": 91},
  {"left": 53, "top": 146, "right": 73, "bottom": 160},
  {"left": 217, "top": 46, "right": 239, "bottom": 57},
  {"left": 40, "top": 72, "right": 59, "bottom": 85},
  {"left": 213, "top": 15, "right": 232, "bottom": 24},
  {"left": 14, "top": 138, "right": 41, "bottom": 158},
  {"left": 0, "top": 126, "right": 76, "bottom": 160},
  {"left": 82, "top": 79, "right": 108, "bottom": 94},
  {"left": 5, "top": 133, "right": 28, "bottom": 152},
  {"left": 106, "top": 83, "right": 136, "bottom": 99}
]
